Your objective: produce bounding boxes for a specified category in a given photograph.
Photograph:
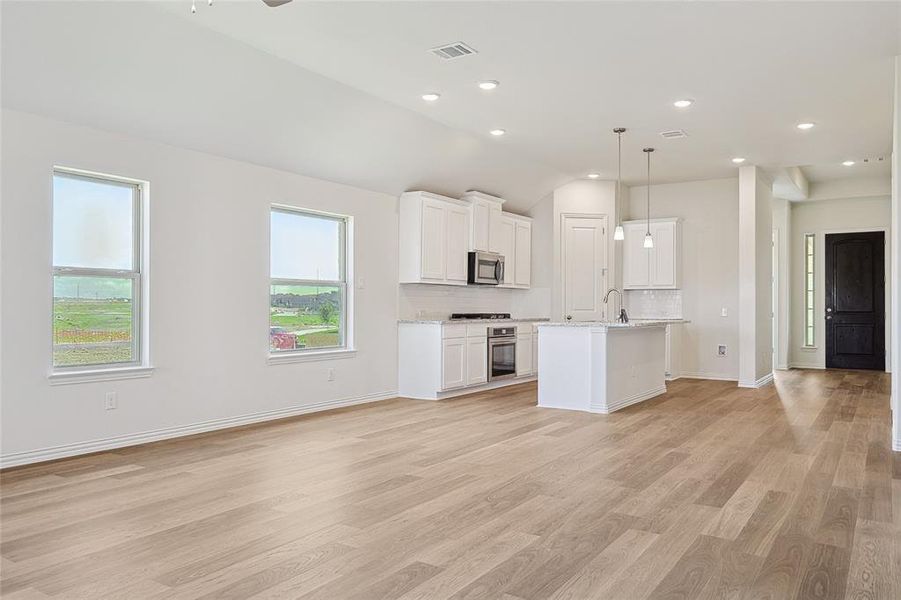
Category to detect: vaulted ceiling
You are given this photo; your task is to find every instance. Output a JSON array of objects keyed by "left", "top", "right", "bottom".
[{"left": 3, "top": 1, "right": 899, "bottom": 210}]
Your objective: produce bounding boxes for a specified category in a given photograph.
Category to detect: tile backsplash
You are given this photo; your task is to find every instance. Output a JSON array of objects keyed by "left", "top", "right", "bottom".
[
  {"left": 398, "top": 284, "right": 549, "bottom": 320},
  {"left": 624, "top": 289, "right": 683, "bottom": 319}
]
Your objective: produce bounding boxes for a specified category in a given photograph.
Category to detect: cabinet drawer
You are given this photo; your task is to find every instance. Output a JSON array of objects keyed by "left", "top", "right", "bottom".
[
  {"left": 442, "top": 324, "right": 467, "bottom": 339},
  {"left": 466, "top": 324, "right": 488, "bottom": 338}
]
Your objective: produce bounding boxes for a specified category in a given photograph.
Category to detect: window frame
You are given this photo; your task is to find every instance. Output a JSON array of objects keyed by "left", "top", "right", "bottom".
[
  {"left": 803, "top": 232, "right": 816, "bottom": 348},
  {"left": 50, "top": 167, "right": 150, "bottom": 377},
  {"left": 268, "top": 205, "right": 353, "bottom": 359}
]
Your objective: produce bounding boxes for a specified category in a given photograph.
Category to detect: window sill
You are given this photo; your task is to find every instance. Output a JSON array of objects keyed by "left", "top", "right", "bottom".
[
  {"left": 48, "top": 366, "right": 154, "bottom": 386},
  {"left": 800, "top": 346, "right": 818, "bottom": 351},
  {"left": 268, "top": 348, "right": 357, "bottom": 365}
]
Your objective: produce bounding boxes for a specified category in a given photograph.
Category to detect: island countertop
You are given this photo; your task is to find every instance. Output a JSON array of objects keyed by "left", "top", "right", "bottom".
[{"left": 538, "top": 319, "right": 689, "bottom": 329}]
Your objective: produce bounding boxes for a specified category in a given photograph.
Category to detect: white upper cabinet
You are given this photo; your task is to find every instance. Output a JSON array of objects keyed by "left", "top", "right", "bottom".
[
  {"left": 622, "top": 218, "right": 682, "bottom": 289},
  {"left": 623, "top": 222, "right": 650, "bottom": 288},
  {"left": 463, "top": 191, "right": 503, "bottom": 253},
  {"left": 491, "top": 213, "right": 532, "bottom": 289},
  {"left": 514, "top": 219, "right": 532, "bottom": 288},
  {"left": 445, "top": 204, "right": 470, "bottom": 283},
  {"left": 420, "top": 199, "right": 446, "bottom": 281},
  {"left": 399, "top": 191, "right": 470, "bottom": 286},
  {"left": 494, "top": 214, "right": 516, "bottom": 287},
  {"left": 399, "top": 191, "right": 531, "bottom": 289}
]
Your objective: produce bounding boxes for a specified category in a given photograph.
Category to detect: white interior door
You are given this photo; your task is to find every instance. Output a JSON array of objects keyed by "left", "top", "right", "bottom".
[{"left": 562, "top": 215, "right": 608, "bottom": 321}]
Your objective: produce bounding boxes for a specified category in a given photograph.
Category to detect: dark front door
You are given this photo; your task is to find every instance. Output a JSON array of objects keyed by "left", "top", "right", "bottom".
[{"left": 825, "top": 231, "right": 885, "bottom": 370}]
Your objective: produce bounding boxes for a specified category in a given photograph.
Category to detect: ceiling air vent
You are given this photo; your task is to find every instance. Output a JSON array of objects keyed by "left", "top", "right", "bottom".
[
  {"left": 430, "top": 42, "right": 478, "bottom": 60},
  {"left": 659, "top": 129, "right": 688, "bottom": 139}
]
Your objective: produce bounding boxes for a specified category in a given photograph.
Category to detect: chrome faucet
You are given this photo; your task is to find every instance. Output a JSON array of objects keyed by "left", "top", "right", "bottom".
[{"left": 603, "top": 288, "right": 629, "bottom": 323}]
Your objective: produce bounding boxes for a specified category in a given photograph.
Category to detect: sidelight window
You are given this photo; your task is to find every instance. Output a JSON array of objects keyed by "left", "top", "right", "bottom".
[{"left": 804, "top": 233, "right": 815, "bottom": 347}]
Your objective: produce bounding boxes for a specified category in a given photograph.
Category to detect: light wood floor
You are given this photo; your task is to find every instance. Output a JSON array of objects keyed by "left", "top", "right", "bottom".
[{"left": 1, "top": 370, "right": 899, "bottom": 599}]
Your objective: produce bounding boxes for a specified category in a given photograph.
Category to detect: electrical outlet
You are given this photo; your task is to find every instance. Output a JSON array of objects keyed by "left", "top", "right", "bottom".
[
  {"left": 717, "top": 345, "right": 727, "bottom": 357},
  {"left": 721, "top": 308, "right": 728, "bottom": 317},
  {"left": 104, "top": 392, "right": 118, "bottom": 410},
  {"left": 327, "top": 368, "right": 335, "bottom": 382}
]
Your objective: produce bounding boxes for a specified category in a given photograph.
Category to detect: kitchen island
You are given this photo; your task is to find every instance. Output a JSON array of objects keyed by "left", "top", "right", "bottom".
[{"left": 536, "top": 321, "right": 669, "bottom": 414}]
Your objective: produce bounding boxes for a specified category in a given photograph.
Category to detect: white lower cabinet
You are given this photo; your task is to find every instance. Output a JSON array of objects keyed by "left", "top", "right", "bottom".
[
  {"left": 466, "top": 337, "right": 488, "bottom": 385},
  {"left": 399, "top": 322, "right": 540, "bottom": 400},
  {"left": 516, "top": 333, "right": 533, "bottom": 377},
  {"left": 441, "top": 338, "right": 466, "bottom": 390}
]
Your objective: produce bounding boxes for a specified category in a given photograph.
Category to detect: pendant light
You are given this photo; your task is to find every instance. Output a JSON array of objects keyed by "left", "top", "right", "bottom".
[
  {"left": 613, "top": 128, "right": 626, "bottom": 241},
  {"left": 643, "top": 147, "right": 655, "bottom": 249}
]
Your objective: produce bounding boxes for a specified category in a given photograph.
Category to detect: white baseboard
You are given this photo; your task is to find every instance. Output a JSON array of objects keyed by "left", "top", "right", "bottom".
[
  {"left": 590, "top": 385, "right": 668, "bottom": 414},
  {"left": 789, "top": 363, "right": 825, "bottom": 370},
  {"left": 0, "top": 390, "right": 397, "bottom": 469},
  {"left": 738, "top": 372, "right": 774, "bottom": 389},
  {"left": 679, "top": 373, "right": 739, "bottom": 382},
  {"left": 402, "top": 375, "right": 537, "bottom": 401}
]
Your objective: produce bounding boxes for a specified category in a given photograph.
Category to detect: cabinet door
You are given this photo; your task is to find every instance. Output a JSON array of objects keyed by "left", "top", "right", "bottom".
[
  {"left": 514, "top": 220, "right": 532, "bottom": 288},
  {"left": 446, "top": 205, "right": 470, "bottom": 283},
  {"left": 466, "top": 337, "right": 487, "bottom": 385},
  {"left": 420, "top": 200, "right": 447, "bottom": 281},
  {"left": 488, "top": 206, "right": 503, "bottom": 254},
  {"left": 516, "top": 334, "right": 533, "bottom": 377},
  {"left": 623, "top": 223, "right": 650, "bottom": 289},
  {"left": 650, "top": 221, "right": 676, "bottom": 288},
  {"left": 442, "top": 338, "right": 466, "bottom": 390},
  {"left": 471, "top": 202, "right": 491, "bottom": 252},
  {"left": 495, "top": 216, "right": 516, "bottom": 287}
]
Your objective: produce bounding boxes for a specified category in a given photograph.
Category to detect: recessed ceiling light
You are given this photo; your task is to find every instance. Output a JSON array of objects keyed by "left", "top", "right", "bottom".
[
  {"left": 796, "top": 122, "right": 815, "bottom": 130},
  {"left": 421, "top": 93, "right": 440, "bottom": 102},
  {"left": 587, "top": 173, "right": 600, "bottom": 179},
  {"left": 478, "top": 80, "right": 499, "bottom": 91},
  {"left": 673, "top": 99, "right": 693, "bottom": 108},
  {"left": 732, "top": 157, "right": 746, "bottom": 164},
  {"left": 489, "top": 129, "right": 506, "bottom": 136},
  {"left": 842, "top": 160, "right": 855, "bottom": 166}
]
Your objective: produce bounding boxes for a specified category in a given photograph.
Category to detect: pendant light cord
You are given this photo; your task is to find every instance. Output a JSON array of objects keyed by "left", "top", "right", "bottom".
[
  {"left": 647, "top": 149, "right": 650, "bottom": 234},
  {"left": 613, "top": 128, "right": 626, "bottom": 233},
  {"left": 644, "top": 147, "right": 654, "bottom": 234},
  {"left": 617, "top": 131, "right": 622, "bottom": 226}
]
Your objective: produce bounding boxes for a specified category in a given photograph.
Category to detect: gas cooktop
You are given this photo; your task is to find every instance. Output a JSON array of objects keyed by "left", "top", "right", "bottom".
[{"left": 449, "top": 313, "right": 511, "bottom": 320}]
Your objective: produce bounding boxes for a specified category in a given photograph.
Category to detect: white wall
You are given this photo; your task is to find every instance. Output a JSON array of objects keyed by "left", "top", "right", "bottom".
[
  {"left": 789, "top": 196, "right": 892, "bottom": 369},
  {"left": 0, "top": 110, "right": 400, "bottom": 465},
  {"left": 627, "top": 178, "right": 740, "bottom": 380}
]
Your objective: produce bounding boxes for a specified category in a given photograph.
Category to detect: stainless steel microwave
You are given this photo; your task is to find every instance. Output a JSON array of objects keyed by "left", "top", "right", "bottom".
[{"left": 467, "top": 251, "right": 504, "bottom": 285}]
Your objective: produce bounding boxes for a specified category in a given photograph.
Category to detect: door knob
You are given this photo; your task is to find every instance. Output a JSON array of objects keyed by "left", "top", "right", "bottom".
[{"left": 826, "top": 315, "right": 832, "bottom": 320}]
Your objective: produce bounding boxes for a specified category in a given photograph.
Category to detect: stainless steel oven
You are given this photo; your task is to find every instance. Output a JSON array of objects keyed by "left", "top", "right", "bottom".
[
  {"left": 467, "top": 251, "right": 505, "bottom": 285},
  {"left": 488, "top": 326, "right": 516, "bottom": 381}
]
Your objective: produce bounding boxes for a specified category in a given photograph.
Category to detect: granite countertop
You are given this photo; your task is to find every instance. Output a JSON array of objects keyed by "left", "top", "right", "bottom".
[
  {"left": 398, "top": 317, "right": 551, "bottom": 325},
  {"left": 629, "top": 318, "right": 691, "bottom": 324},
  {"left": 538, "top": 319, "right": 690, "bottom": 328}
]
